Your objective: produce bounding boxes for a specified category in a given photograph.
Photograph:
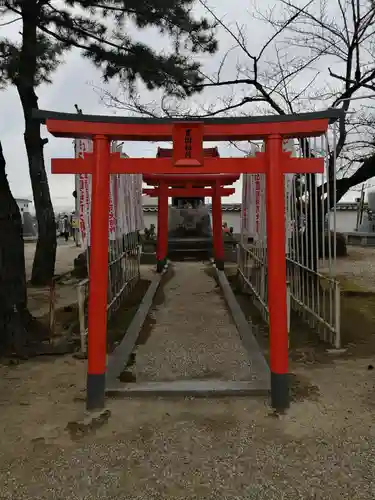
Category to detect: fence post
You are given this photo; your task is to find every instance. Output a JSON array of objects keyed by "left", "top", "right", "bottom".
[
  {"left": 334, "top": 281, "right": 341, "bottom": 349},
  {"left": 286, "top": 281, "right": 291, "bottom": 347},
  {"left": 77, "top": 281, "right": 87, "bottom": 355}
]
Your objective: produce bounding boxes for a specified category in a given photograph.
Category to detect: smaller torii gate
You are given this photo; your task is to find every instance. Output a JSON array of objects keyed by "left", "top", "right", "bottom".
[
  {"left": 34, "top": 108, "right": 341, "bottom": 412},
  {"left": 143, "top": 165, "right": 239, "bottom": 270}
]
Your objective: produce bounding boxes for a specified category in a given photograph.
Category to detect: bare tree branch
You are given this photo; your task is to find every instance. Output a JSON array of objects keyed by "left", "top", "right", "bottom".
[{"left": 98, "top": 0, "right": 375, "bottom": 204}]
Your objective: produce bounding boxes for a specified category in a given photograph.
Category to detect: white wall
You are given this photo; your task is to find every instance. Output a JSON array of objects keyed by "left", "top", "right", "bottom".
[
  {"left": 329, "top": 211, "right": 357, "bottom": 233},
  {"left": 16, "top": 201, "right": 30, "bottom": 213},
  {"left": 143, "top": 210, "right": 358, "bottom": 234},
  {"left": 143, "top": 211, "right": 241, "bottom": 233},
  {"left": 221, "top": 212, "right": 241, "bottom": 233}
]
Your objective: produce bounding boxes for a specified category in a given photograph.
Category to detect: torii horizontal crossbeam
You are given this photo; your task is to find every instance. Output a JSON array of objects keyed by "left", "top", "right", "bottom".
[
  {"left": 142, "top": 173, "right": 239, "bottom": 186},
  {"left": 33, "top": 108, "right": 342, "bottom": 140},
  {"left": 143, "top": 187, "right": 235, "bottom": 197},
  {"left": 52, "top": 152, "right": 324, "bottom": 175}
]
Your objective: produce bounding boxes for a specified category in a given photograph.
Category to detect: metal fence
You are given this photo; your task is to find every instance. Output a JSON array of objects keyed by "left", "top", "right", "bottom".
[
  {"left": 77, "top": 233, "right": 142, "bottom": 353},
  {"left": 237, "top": 126, "right": 341, "bottom": 348}
]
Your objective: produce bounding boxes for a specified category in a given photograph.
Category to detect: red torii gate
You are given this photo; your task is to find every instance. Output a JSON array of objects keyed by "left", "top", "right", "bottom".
[
  {"left": 143, "top": 148, "right": 239, "bottom": 270},
  {"left": 143, "top": 184, "right": 235, "bottom": 271},
  {"left": 33, "top": 108, "right": 341, "bottom": 412}
]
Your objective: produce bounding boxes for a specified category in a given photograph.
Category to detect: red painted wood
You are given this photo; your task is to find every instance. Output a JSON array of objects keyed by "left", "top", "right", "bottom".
[
  {"left": 142, "top": 173, "right": 239, "bottom": 186},
  {"left": 211, "top": 181, "right": 224, "bottom": 263},
  {"left": 52, "top": 154, "right": 323, "bottom": 176},
  {"left": 143, "top": 187, "right": 235, "bottom": 197},
  {"left": 265, "top": 135, "right": 289, "bottom": 376},
  {"left": 172, "top": 122, "right": 204, "bottom": 167},
  {"left": 157, "top": 147, "right": 219, "bottom": 158},
  {"left": 46, "top": 117, "right": 330, "bottom": 141},
  {"left": 156, "top": 181, "right": 168, "bottom": 263},
  {"left": 87, "top": 136, "right": 110, "bottom": 377}
]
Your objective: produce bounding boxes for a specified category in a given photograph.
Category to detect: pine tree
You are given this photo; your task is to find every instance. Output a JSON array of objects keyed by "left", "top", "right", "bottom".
[{"left": 0, "top": 0, "right": 217, "bottom": 355}]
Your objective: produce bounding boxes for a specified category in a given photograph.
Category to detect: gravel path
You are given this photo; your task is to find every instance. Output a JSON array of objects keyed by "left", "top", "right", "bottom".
[{"left": 133, "top": 261, "right": 255, "bottom": 382}]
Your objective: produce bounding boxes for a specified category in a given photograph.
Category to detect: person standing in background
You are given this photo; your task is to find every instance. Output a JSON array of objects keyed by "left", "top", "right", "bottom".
[
  {"left": 62, "top": 214, "right": 70, "bottom": 242},
  {"left": 222, "top": 222, "right": 230, "bottom": 234}
]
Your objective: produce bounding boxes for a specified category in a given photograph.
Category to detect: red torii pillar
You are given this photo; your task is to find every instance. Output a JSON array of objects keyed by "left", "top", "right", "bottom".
[
  {"left": 211, "top": 180, "right": 225, "bottom": 269},
  {"left": 156, "top": 180, "right": 169, "bottom": 272},
  {"left": 86, "top": 135, "right": 110, "bottom": 409},
  {"left": 42, "top": 110, "right": 336, "bottom": 412}
]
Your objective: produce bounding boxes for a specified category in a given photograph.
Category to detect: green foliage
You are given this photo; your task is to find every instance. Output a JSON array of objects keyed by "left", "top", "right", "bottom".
[
  {"left": 0, "top": 34, "right": 66, "bottom": 87},
  {"left": 0, "top": 0, "right": 218, "bottom": 95}
]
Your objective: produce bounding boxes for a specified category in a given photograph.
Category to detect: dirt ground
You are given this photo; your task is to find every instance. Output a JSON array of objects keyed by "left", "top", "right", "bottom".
[
  {"left": 24, "top": 239, "right": 82, "bottom": 283},
  {"left": 0, "top": 246, "right": 373, "bottom": 498},
  {"left": 25, "top": 240, "right": 82, "bottom": 319},
  {"left": 321, "top": 246, "right": 375, "bottom": 357}
]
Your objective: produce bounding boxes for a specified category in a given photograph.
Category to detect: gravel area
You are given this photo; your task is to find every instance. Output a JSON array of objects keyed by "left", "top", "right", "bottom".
[
  {"left": 25, "top": 240, "right": 83, "bottom": 317},
  {"left": 133, "top": 261, "right": 255, "bottom": 382},
  {"left": 0, "top": 249, "right": 371, "bottom": 498},
  {"left": 0, "top": 355, "right": 373, "bottom": 499},
  {"left": 320, "top": 245, "right": 375, "bottom": 291},
  {"left": 24, "top": 239, "right": 82, "bottom": 282}
]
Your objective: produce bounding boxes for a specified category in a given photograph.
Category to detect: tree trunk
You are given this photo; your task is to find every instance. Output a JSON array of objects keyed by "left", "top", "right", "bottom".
[
  {"left": 17, "top": 1, "right": 57, "bottom": 287},
  {"left": 0, "top": 141, "right": 49, "bottom": 357},
  {"left": 16, "top": 85, "right": 57, "bottom": 286}
]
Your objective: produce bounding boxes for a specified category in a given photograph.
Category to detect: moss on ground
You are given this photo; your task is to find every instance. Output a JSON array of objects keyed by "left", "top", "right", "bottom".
[
  {"left": 224, "top": 266, "right": 375, "bottom": 364},
  {"left": 107, "top": 278, "right": 152, "bottom": 353}
]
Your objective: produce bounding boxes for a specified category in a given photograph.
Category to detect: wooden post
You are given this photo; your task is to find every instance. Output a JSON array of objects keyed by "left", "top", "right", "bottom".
[
  {"left": 212, "top": 181, "right": 224, "bottom": 270},
  {"left": 265, "top": 134, "right": 289, "bottom": 410},
  {"left": 156, "top": 180, "right": 168, "bottom": 272},
  {"left": 86, "top": 135, "right": 111, "bottom": 410}
]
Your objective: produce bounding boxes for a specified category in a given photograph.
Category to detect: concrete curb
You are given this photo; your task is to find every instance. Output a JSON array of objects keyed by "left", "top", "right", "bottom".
[
  {"left": 213, "top": 265, "right": 271, "bottom": 391},
  {"left": 107, "top": 380, "right": 269, "bottom": 398},
  {"left": 105, "top": 272, "right": 163, "bottom": 388}
]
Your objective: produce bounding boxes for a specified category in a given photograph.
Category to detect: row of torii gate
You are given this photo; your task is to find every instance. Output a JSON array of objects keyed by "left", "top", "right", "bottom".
[
  {"left": 144, "top": 145, "right": 238, "bottom": 272},
  {"left": 34, "top": 108, "right": 341, "bottom": 412}
]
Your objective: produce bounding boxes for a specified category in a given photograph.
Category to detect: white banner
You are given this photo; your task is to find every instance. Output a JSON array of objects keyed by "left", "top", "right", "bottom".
[
  {"left": 283, "top": 139, "right": 296, "bottom": 252},
  {"left": 75, "top": 138, "right": 93, "bottom": 249},
  {"left": 108, "top": 142, "right": 120, "bottom": 241},
  {"left": 241, "top": 168, "right": 249, "bottom": 237},
  {"left": 108, "top": 175, "right": 116, "bottom": 241},
  {"left": 242, "top": 140, "right": 296, "bottom": 253},
  {"left": 242, "top": 143, "right": 266, "bottom": 242},
  {"left": 74, "top": 140, "right": 144, "bottom": 248},
  {"left": 135, "top": 174, "right": 144, "bottom": 232}
]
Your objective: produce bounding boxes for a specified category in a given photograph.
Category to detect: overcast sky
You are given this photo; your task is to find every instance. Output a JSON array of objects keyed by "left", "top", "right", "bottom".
[{"left": 0, "top": 0, "right": 367, "bottom": 212}]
